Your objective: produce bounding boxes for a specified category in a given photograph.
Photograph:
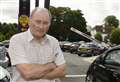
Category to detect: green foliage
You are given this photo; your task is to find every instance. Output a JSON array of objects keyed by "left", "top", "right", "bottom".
[
  {"left": 0, "top": 22, "right": 18, "bottom": 41},
  {"left": 104, "top": 15, "right": 119, "bottom": 28},
  {"left": 0, "top": 33, "right": 6, "bottom": 42},
  {"left": 94, "top": 32, "right": 102, "bottom": 41},
  {"left": 110, "top": 28, "right": 120, "bottom": 45},
  {"left": 49, "top": 6, "right": 87, "bottom": 41}
]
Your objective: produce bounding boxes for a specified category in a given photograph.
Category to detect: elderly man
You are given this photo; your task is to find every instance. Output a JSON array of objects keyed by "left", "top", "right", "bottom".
[{"left": 9, "top": 7, "right": 66, "bottom": 82}]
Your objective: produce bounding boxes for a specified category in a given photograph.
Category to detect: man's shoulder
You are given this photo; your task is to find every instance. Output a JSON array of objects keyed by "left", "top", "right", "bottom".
[
  {"left": 10, "top": 31, "right": 27, "bottom": 41},
  {"left": 46, "top": 34, "right": 58, "bottom": 42}
]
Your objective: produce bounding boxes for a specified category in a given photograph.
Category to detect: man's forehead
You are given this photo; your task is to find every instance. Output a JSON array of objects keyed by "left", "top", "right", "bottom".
[
  {"left": 31, "top": 8, "right": 49, "bottom": 16},
  {"left": 32, "top": 10, "right": 49, "bottom": 18}
]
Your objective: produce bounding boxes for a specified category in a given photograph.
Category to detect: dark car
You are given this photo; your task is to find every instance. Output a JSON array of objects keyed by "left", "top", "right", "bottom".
[
  {"left": 59, "top": 41, "right": 73, "bottom": 52},
  {"left": 69, "top": 42, "right": 81, "bottom": 54},
  {"left": 77, "top": 42, "right": 107, "bottom": 57},
  {"left": 1, "top": 40, "right": 9, "bottom": 48},
  {"left": 77, "top": 43, "right": 93, "bottom": 57},
  {"left": 85, "top": 45, "right": 120, "bottom": 82}
]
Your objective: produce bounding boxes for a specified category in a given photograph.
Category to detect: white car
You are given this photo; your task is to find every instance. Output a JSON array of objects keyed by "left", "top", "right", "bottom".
[{"left": 0, "top": 66, "right": 11, "bottom": 82}]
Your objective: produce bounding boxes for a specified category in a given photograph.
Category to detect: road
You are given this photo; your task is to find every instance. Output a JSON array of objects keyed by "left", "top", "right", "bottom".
[{"left": 60, "top": 52, "right": 98, "bottom": 82}]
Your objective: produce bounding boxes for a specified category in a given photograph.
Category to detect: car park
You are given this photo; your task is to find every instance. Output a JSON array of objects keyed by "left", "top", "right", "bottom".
[{"left": 85, "top": 45, "right": 120, "bottom": 82}]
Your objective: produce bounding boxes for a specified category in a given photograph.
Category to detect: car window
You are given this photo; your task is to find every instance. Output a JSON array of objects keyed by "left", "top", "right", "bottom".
[{"left": 105, "top": 49, "right": 120, "bottom": 64}]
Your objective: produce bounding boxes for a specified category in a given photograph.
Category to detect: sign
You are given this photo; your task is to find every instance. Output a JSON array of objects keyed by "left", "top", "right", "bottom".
[{"left": 18, "top": 15, "right": 29, "bottom": 31}]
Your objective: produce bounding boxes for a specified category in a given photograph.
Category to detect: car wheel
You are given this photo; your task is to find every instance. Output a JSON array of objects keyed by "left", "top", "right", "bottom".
[
  {"left": 85, "top": 74, "right": 93, "bottom": 82},
  {"left": 86, "top": 74, "right": 100, "bottom": 82}
]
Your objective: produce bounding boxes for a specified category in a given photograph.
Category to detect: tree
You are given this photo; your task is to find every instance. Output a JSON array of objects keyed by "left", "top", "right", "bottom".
[
  {"left": 49, "top": 6, "right": 87, "bottom": 41},
  {"left": 103, "top": 15, "right": 119, "bottom": 36},
  {"left": 110, "top": 28, "right": 120, "bottom": 45},
  {"left": 0, "top": 22, "right": 18, "bottom": 41},
  {"left": 94, "top": 32, "right": 102, "bottom": 41},
  {"left": 0, "top": 33, "right": 5, "bottom": 42},
  {"left": 104, "top": 15, "right": 119, "bottom": 28}
]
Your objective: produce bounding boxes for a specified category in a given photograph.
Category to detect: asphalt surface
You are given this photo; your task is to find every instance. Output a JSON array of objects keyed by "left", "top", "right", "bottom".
[{"left": 60, "top": 52, "right": 98, "bottom": 82}]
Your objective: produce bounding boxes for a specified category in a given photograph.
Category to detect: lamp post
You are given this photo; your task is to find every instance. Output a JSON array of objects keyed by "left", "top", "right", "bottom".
[
  {"left": 44, "top": 0, "right": 50, "bottom": 9},
  {"left": 35, "top": 0, "right": 39, "bottom": 7},
  {"left": 18, "top": 0, "right": 30, "bottom": 32}
]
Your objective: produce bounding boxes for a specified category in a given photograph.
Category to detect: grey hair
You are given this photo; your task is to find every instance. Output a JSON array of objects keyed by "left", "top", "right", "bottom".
[{"left": 30, "top": 7, "right": 52, "bottom": 20}]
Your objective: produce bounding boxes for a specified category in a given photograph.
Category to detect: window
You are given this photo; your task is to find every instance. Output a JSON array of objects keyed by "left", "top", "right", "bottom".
[{"left": 105, "top": 49, "right": 120, "bottom": 64}]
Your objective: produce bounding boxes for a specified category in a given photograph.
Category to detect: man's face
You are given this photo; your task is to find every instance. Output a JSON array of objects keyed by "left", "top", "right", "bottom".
[{"left": 29, "top": 11, "right": 51, "bottom": 39}]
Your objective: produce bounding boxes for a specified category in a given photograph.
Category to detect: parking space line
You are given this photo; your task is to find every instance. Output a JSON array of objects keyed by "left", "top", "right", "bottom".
[{"left": 65, "top": 74, "right": 86, "bottom": 77}]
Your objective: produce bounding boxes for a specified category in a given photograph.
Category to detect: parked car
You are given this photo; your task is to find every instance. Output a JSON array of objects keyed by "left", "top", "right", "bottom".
[
  {"left": 77, "top": 42, "right": 107, "bottom": 57},
  {"left": 85, "top": 45, "right": 120, "bottom": 82},
  {"left": 0, "top": 40, "right": 11, "bottom": 67},
  {"left": 69, "top": 42, "right": 81, "bottom": 54},
  {"left": 59, "top": 41, "right": 83, "bottom": 53},
  {"left": 1, "top": 40, "right": 9, "bottom": 48},
  {"left": 0, "top": 66, "right": 11, "bottom": 82},
  {"left": 77, "top": 43, "right": 93, "bottom": 57},
  {"left": 59, "top": 41, "right": 73, "bottom": 52}
]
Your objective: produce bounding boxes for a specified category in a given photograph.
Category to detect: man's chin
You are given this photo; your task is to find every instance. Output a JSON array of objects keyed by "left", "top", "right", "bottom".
[{"left": 34, "top": 34, "right": 45, "bottom": 39}]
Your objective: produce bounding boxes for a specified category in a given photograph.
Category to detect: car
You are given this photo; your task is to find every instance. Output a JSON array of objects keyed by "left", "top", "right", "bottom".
[
  {"left": 77, "top": 43, "right": 95, "bottom": 57},
  {"left": 86, "top": 42, "right": 107, "bottom": 55},
  {"left": 69, "top": 42, "right": 81, "bottom": 54},
  {"left": 85, "top": 45, "right": 120, "bottom": 82},
  {"left": 1, "top": 40, "right": 9, "bottom": 48},
  {"left": 59, "top": 41, "right": 73, "bottom": 52},
  {"left": 0, "top": 46, "right": 9, "bottom": 68},
  {"left": 0, "top": 66, "right": 11, "bottom": 82},
  {"left": 77, "top": 42, "right": 107, "bottom": 57},
  {"left": 0, "top": 40, "right": 11, "bottom": 67}
]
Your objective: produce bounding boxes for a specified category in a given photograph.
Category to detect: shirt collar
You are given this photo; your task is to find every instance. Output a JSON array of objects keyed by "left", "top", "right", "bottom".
[
  {"left": 27, "top": 29, "right": 49, "bottom": 43},
  {"left": 40, "top": 35, "right": 49, "bottom": 45},
  {"left": 27, "top": 29, "right": 34, "bottom": 42}
]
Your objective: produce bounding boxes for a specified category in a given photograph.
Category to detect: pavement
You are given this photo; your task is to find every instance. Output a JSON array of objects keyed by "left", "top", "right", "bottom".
[{"left": 59, "top": 52, "right": 99, "bottom": 82}]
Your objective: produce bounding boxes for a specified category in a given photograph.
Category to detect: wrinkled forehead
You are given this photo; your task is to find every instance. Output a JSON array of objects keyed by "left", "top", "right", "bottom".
[
  {"left": 31, "top": 12, "right": 51, "bottom": 23},
  {"left": 30, "top": 8, "right": 51, "bottom": 20}
]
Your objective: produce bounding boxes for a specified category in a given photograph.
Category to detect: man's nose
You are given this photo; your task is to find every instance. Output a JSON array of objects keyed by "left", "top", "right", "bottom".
[{"left": 37, "top": 23, "right": 44, "bottom": 29}]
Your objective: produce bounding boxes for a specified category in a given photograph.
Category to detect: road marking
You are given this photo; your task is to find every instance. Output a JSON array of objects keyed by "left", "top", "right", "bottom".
[
  {"left": 82, "top": 56, "right": 98, "bottom": 63},
  {"left": 65, "top": 74, "right": 86, "bottom": 77}
]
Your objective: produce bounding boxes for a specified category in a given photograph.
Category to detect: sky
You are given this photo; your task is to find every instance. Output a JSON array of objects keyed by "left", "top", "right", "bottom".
[{"left": 0, "top": 0, "right": 120, "bottom": 27}]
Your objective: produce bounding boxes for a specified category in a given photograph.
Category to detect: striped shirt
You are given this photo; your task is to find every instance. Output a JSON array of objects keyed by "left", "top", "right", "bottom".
[{"left": 8, "top": 29, "right": 65, "bottom": 82}]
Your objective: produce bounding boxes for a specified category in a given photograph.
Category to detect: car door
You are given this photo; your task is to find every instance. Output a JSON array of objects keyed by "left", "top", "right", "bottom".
[
  {"left": 92, "top": 60, "right": 113, "bottom": 82},
  {"left": 92, "top": 49, "right": 120, "bottom": 82},
  {"left": 86, "top": 47, "right": 120, "bottom": 82},
  {"left": 104, "top": 49, "right": 120, "bottom": 82}
]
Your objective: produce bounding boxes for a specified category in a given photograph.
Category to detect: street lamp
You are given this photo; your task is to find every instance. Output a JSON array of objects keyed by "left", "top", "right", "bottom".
[
  {"left": 35, "top": 0, "right": 39, "bottom": 7},
  {"left": 44, "top": 0, "right": 50, "bottom": 9},
  {"left": 18, "top": 0, "right": 30, "bottom": 32}
]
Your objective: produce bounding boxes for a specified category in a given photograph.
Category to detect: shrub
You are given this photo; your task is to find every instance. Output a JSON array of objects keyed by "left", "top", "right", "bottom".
[
  {"left": 94, "top": 32, "right": 102, "bottom": 41},
  {"left": 110, "top": 28, "right": 120, "bottom": 45}
]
